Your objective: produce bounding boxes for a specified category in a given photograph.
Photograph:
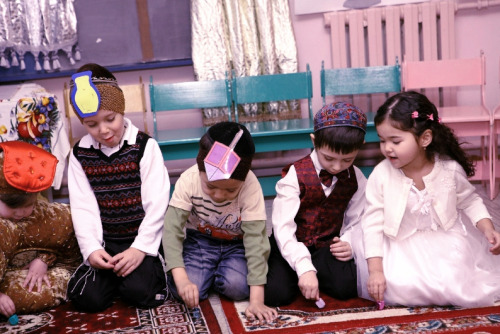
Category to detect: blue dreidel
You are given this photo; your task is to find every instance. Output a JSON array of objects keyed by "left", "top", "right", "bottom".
[
  {"left": 192, "top": 307, "right": 201, "bottom": 320},
  {"left": 8, "top": 314, "right": 18, "bottom": 325}
]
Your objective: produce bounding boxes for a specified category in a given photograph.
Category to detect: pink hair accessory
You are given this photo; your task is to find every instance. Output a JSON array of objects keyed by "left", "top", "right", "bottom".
[
  {"left": 428, "top": 114, "right": 434, "bottom": 121},
  {"left": 411, "top": 111, "right": 419, "bottom": 119},
  {"left": 204, "top": 129, "right": 243, "bottom": 181}
]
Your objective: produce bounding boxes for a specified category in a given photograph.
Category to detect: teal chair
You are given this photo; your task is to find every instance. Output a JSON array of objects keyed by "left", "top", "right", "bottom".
[
  {"left": 320, "top": 60, "right": 402, "bottom": 176},
  {"left": 231, "top": 65, "right": 314, "bottom": 195},
  {"left": 149, "top": 76, "right": 232, "bottom": 161}
]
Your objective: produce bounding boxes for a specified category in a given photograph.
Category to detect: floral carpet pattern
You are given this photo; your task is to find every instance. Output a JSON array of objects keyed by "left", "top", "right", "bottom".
[{"left": 2, "top": 294, "right": 500, "bottom": 333}]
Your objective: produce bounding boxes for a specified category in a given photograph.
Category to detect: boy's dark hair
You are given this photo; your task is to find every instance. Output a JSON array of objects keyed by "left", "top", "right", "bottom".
[
  {"left": 0, "top": 193, "right": 37, "bottom": 209},
  {"left": 313, "top": 102, "right": 367, "bottom": 154},
  {"left": 196, "top": 122, "right": 255, "bottom": 181},
  {"left": 375, "top": 91, "right": 475, "bottom": 177},
  {"left": 314, "top": 126, "right": 366, "bottom": 154}
]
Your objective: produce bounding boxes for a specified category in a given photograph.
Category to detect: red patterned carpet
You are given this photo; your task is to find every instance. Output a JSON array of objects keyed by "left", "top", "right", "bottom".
[
  {"left": 205, "top": 294, "right": 500, "bottom": 334},
  {"left": 2, "top": 295, "right": 500, "bottom": 334}
]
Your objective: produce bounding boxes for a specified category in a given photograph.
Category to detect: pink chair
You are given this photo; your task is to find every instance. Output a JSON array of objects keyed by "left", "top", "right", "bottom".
[
  {"left": 402, "top": 51, "right": 495, "bottom": 199},
  {"left": 491, "top": 59, "right": 500, "bottom": 200}
]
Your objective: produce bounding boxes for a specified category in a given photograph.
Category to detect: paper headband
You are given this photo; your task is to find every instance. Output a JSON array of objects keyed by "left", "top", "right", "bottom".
[
  {"left": 204, "top": 129, "right": 244, "bottom": 181},
  {"left": 70, "top": 71, "right": 101, "bottom": 119}
]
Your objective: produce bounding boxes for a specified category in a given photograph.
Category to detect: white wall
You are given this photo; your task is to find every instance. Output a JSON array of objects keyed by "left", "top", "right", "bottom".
[{"left": 27, "top": 1, "right": 500, "bottom": 132}]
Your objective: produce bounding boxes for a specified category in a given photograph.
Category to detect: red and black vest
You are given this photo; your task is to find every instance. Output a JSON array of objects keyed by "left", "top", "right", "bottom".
[{"left": 282, "top": 155, "right": 358, "bottom": 249}]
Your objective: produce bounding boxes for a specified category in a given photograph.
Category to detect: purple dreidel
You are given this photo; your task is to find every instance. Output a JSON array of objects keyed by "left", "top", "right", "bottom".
[
  {"left": 377, "top": 300, "right": 385, "bottom": 310},
  {"left": 204, "top": 129, "right": 243, "bottom": 181},
  {"left": 315, "top": 298, "right": 325, "bottom": 309}
]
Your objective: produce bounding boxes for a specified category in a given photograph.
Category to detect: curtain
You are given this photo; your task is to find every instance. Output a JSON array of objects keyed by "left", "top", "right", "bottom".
[
  {"left": 0, "top": 0, "right": 79, "bottom": 72},
  {"left": 191, "top": 0, "right": 299, "bottom": 126}
]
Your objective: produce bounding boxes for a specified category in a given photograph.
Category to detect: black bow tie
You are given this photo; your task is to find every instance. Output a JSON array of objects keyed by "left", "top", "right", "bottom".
[
  {"left": 319, "top": 168, "right": 349, "bottom": 187},
  {"left": 319, "top": 169, "right": 334, "bottom": 187}
]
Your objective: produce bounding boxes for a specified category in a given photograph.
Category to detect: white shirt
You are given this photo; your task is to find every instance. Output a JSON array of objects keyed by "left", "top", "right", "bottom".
[
  {"left": 68, "top": 118, "right": 170, "bottom": 263},
  {"left": 272, "top": 150, "right": 367, "bottom": 278}
]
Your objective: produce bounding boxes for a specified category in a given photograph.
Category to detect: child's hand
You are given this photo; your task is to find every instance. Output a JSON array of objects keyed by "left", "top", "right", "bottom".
[
  {"left": 245, "top": 285, "right": 278, "bottom": 323},
  {"left": 367, "top": 271, "right": 386, "bottom": 302},
  {"left": 484, "top": 229, "right": 500, "bottom": 255},
  {"left": 330, "top": 237, "right": 353, "bottom": 261},
  {"left": 111, "top": 247, "right": 146, "bottom": 277},
  {"left": 0, "top": 292, "right": 15, "bottom": 318},
  {"left": 23, "top": 258, "right": 50, "bottom": 292},
  {"left": 298, "top": 271, "right": 319, "bottom": 301},
  {"left": 245, "top": 301, "right": 278, "bottom": 323},
  {"left": 176, "top": 277, "right": 199, "bottom": 309},
  {"left": 88, "top": 249, "right": 115, "bottom": 270}
]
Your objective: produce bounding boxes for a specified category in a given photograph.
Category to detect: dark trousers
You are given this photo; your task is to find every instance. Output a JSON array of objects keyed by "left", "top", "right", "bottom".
[
  {"left": 264, "top": 234, "right": 357, "bottom": 307},
  {"left": 67, "top": 240, "right": 167, "bottom": 312}
]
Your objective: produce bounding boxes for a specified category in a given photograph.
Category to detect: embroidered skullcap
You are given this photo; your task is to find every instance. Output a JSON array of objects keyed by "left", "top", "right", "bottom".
[
  {"left": 0, "top": 141, "right": 58, "bottom": 194},
  {"left": 197, "top": 122, "right": 254, "bottom": 181},
  {"left": 69, "top": 63, "right": 125, "bottom": 122},
  {"left": 314, "top": 102, "right": 367, "bottom": 133}
]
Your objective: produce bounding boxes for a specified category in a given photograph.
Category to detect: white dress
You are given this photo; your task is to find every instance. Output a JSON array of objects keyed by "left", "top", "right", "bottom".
[{"left": 354, "top": 184, "right": 500, "bottom": 308}]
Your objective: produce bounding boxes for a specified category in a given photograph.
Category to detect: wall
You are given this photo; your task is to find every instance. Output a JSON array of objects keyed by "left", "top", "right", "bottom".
[{"left": 22, "top": 1, "right": 500, "bottom": 139}]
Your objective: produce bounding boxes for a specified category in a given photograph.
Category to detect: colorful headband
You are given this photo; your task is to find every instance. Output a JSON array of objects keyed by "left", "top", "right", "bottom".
[
  {"left": 204, "top": 129, "right": 244, "bottom": 181},
  {"left": 70, "top": 71, "right": 100, "bottom": 119}
]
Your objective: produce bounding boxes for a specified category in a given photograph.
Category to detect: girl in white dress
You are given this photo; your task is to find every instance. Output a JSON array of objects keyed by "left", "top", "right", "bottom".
[{"left": 355, "top": 91, "right": 500, "bottom": 308}]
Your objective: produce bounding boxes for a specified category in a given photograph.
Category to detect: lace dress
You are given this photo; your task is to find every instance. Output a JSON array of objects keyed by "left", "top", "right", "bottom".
[{"left": 354, "top": 184, "right": 500, "bottom": 307}]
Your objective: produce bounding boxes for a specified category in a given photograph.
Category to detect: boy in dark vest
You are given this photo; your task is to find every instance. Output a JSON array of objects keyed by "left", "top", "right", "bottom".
[
  {"left": 265, "top": 102, "right": 367, "bottom": 306},
  {"left": 66, "top": 63, "right": 170, "bottom": 312}
]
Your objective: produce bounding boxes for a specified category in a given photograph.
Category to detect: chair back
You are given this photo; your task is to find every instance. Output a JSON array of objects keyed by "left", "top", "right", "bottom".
[
  {"left": 231, "top": 64, "right": 313, "bottom": 121},
  {"left": 149, "top": 77, "right": 232, "bottom": 139},
  {"left": 321, "top": 62, "right": 401, "bottom": 104}
]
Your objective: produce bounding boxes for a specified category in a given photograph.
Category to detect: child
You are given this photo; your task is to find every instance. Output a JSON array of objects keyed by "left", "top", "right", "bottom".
[
  {"left": 66, "top": 63, "right": 170, "bottom": 312},
  {"left": 0, "top": 141, "right": 81, "bottom": 318},
  {"left": 163, "top": 121, "right": 277, "bottom": 323},
  {"left": 359, "top": 91, "right": 500, "bottom": 307},
  {"left": 265, "top": 102, "right": 368, "bottom": 307}
]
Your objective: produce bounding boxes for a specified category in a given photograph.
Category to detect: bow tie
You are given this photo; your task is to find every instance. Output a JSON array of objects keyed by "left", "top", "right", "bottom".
[
  {"left": 319, "top": 168, "right": 349, "bottom": 187},
  {"left": 319, "top": 169, "right": 334, "bottom": 187}
]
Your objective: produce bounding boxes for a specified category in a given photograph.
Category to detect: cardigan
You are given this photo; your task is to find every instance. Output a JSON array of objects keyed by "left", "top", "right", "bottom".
[{"left": 362, "top": 156, "right": 492, "bottom": 259}]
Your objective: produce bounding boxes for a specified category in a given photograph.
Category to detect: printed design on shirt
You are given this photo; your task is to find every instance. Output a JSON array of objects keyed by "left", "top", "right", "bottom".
[{"left": 188, "top": 196, "right": 243, "bottom": 240}]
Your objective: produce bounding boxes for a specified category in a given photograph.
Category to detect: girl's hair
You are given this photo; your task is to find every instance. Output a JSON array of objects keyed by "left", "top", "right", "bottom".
[
  {"left": 314, "top": 126, "right": 365, "bottom": 154},
  {"left": 0, "top": 192, "right": 37, "bottom": 208},
  {"left": 374, "top": 91, "right": 475, "bottom": 177}
]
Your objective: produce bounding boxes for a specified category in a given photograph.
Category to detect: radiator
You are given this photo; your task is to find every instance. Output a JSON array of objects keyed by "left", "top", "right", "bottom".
[{"left": 323, "top": 0, "right": 457, "bottom": 111}]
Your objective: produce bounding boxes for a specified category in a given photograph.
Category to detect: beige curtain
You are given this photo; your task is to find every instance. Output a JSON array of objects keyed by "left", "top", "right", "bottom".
[{"left": 191, "top": 0, "right": 299, "bottom": 126}]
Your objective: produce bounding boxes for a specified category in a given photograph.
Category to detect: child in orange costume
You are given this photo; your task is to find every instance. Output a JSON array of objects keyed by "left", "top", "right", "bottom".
[{"left": 0, "top": 141, "right": 81, "bottom": 319}]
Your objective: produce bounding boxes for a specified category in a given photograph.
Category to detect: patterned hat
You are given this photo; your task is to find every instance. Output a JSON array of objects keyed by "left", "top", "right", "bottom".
[
  {"left": 314, "top": 102, "right": 367, "bottom": 133},
  {"left": 0, "top": 141, "right": 57, "bottom": 194}
]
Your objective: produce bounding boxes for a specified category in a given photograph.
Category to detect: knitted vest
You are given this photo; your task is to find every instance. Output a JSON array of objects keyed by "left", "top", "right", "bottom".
[
  {"left": 283, "top": 155, "right": 358, "bottom": 248},
  {"left": 74, "top": 132, "right": 150, "bottom": 241}
]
